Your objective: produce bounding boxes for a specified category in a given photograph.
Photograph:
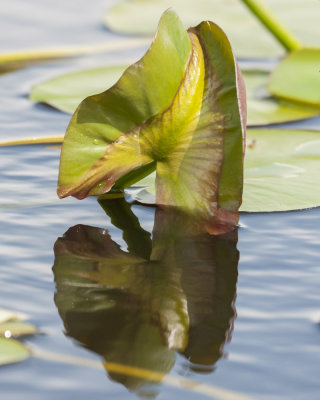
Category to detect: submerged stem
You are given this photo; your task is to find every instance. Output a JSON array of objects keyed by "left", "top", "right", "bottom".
[{"left": 240, "top": 0, "right": 302, "bottom": 52}]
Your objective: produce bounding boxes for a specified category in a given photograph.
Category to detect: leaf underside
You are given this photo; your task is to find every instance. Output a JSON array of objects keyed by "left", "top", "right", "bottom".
[{"left": 58, "top": 11, "right": 245, "bottom": 229}]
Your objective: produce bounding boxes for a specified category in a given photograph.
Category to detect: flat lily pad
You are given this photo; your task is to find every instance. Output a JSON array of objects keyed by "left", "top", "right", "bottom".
[
  {"left": 268, "top": 48, "right": 320, "bottom": 106},
  {"left": 104, "top": 0, "right": 320, "bottom": 58},
  {"left": 244, "top": 71, "right": 320, "bottom": 126},
  {"left": 0, "top": 337, "right": 30, "bottom": 366},
  {"left": 30, "top": 66, "right": 127, "bottom": 114},
  {"left": 0, "top": 321, "right": 38, "bottom": 338},
  {"left": 132, "top": 129, "right": 320, "bottom": 212}
]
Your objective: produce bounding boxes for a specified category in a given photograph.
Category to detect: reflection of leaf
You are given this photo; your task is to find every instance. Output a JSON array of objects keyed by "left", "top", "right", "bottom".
[
  {"left": 0, "top": 338, "right": 30, "bottom": 366},
  {"left": 57, "top": 10, "right": 245, "bottom": 230},
  {"left": 53, "top": 199, "right": 238, "bottom": 396},
  {"left": 268, "top": 48, "right": 320, "bottom": 106},
  {"left": 244, "top": 71, "right": 319, "bottom": 126},
  {"left": 104, "top": 0, "right": 320, "bottom": 58},
  {"left": 131, "top": 129, "right": 320, "bottom": 212}
]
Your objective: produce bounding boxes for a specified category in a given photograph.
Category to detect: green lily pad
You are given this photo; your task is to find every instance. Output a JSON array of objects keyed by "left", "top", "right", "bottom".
[
  {"left": 0, "top": 337, "right": 30, "bottom": 366},
  {"left": 30, "top": 66, "right": 127, "bottom": 114},
  {"left": 0, "top": 321, "right": 38, "bottom": 338},
  {"left": 104, "top": 0, "right": 320, "bottom": 58},
  {"left": 244, "top": 70, "right": 320, "bottom": 126},
  {"left": 268, "top": 48, "right": 320, "bottom": 106},
  {"left": 132, "top": 129, "right": 320, "bottom": 212}
]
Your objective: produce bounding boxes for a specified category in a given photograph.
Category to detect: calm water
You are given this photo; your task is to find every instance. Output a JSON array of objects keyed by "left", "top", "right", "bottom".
[{"left": 1, "top": 1, "right": 320, "bottom": 400}]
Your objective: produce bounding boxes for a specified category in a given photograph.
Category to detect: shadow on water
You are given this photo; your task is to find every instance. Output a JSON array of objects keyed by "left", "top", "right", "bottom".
[{"left": 52, "top": 198, "right": 239, "bottom": 398}]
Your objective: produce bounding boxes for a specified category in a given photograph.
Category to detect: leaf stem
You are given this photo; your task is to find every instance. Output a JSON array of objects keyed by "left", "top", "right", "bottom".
[
  {"left": 240, "top": 0, "right": 302, "bottom": 52},
  {"left": 0, "top": 136, "right": 63, "bottom": 147}
]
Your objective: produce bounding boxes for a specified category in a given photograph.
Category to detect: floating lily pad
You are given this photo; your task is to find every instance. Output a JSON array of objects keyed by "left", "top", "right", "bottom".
[
  {"left": 104, "top": 0, "right": 320, "bottom": 58},
  {"left": 0, "top": 337, "right": 30, "bottom": 366},
  {"left": 0, "top": 321, "right": 38, "bottom": 338},
  {"left": 132, "top": 129, "right": 320, "bottom": 212},
  {"left": 268, "top": 48, "right": 320, "bottom": 106},
  {"left": 30, "top": 66, "right": 127, "bottom": 114},
  {"left": 244, "top": 71, "right": 320, "bottom": 126}
]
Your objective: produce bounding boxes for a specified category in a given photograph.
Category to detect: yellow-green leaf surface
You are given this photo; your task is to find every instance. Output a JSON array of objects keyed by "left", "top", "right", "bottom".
[
  {"left": 244, "top": 71, "right": 320, "bottom": 126},
  {"left": 58, "top": 10, "right": 192, "bottom": 198},
  {"left": 268, "top": 48, "right": 320, "bottom": 106},
  {"left": 0, "top": 338, "right": 30, "bottom": 366},
  {"left": 133, "top": 129, "right": 320, "bottom": 212},
  {"left": 58, "top": 11, "right": 245, "bottom": 229},
  {"left": 104, "top": 0, "right": 320, "bottom": 58},
  {"left": 31, "top": 67, "right": 319, "bottom": 126}
]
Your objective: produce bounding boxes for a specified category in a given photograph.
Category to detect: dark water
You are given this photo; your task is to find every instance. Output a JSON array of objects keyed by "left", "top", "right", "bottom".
[{"left": 1, "top": 1, "right": 320, "bottom": 400}]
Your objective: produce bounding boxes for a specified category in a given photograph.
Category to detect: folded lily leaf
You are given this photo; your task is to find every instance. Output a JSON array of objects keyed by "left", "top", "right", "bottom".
[{"left": 58, "top": 10, "right": 245, "bottom": 230}]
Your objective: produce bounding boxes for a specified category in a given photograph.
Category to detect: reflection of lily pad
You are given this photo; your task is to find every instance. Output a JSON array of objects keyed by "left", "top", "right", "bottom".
[
  {"left": 132, "top": 129, "right": 320, "bottom": 212},
  {"left": 104, "top": 0, "right": 320, "bottom": 58},
  {"left": 244, "top": 71, "right": 319, "bottom": 126},
  {"left": 0, "top": 338, "right": 30, "bottom": 366}
]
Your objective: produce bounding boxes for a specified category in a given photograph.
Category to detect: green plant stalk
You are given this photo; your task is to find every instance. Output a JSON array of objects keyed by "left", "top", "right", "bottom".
[{"left": 240, "top": 0, "right": 302, "bottom": 52}]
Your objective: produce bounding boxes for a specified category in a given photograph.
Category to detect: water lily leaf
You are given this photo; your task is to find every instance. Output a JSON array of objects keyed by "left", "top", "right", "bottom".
[
  {"left": 244, "top": 70, "right": 320, "bottom": 126},
  {"left": 104, "top": 0, "right": 320, "bottom": 58},
  {"left": 58, "top": 10, "right": 191, "bottom": 198},
  {"left": 0, "top": 321, "right": 38, "bottom": 338},
  {"left": 242, "top": 129, "right": 320, "bottom": 211},
  {"left": 0, "top": 338, "right": 30, "bottom": 366},
  {"left": 58, "top": 11, "right": 245, "bottom": 230},
  {"left": 132, "top": 129, "right": 320, "bottom": 212},
  {"left": 30, "top": 66, "right": 127, "bottom": 114},
  {"left": 268, "top": 48, "right": 320, "bottom": 106}
]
